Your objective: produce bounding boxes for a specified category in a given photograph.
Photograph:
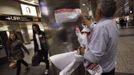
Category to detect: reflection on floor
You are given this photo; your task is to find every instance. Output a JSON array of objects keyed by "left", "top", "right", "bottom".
[
  {"left": 0, "top": 63, "right": 46, "bottom": 75},
  {"left": 116, "top": 28, "right": 134, "bottom": 74},
  {"left": 116, "top": 72, "right": 134, "bottom": 75}
]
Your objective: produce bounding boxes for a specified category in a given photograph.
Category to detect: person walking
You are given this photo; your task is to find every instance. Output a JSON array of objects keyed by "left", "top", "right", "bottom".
[
  {"left": 119, "top": 18, "right": 126, "bottom": 28},
  {"left": 7, "top": 31, "right": 30, "bottom": 75},
  {"left": 32, "top": 24, "right": 49, "bottom": 75}
]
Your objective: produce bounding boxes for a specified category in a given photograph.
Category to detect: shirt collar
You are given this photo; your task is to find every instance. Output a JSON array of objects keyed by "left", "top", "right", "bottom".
[{"left": 96, "top": 17, "right": 113, "bottom": 24}]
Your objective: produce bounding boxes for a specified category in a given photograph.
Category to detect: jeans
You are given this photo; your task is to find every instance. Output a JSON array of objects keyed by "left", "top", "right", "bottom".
[
  {"left": 16, "top": 59, "right": 28, "bottom": 75},
  {"left": 38, "top": 50, "right": 49, "bottom": 69}
]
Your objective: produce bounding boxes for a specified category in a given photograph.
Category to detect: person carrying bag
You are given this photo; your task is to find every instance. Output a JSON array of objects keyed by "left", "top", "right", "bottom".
[{"left": 7, "top": 31, "right": 30, "bottom": 75}]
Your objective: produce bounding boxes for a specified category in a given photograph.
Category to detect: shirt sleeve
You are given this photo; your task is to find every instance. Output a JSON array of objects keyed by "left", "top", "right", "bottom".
[
  {"left": 19, "top": 40, "right": 29, "bottom": 54},
  {"left": 6, "top": 43, "right": 11, "bottom": 57},
  {"left": 84, "top": 26, "right": 108, "bottom": 63}
]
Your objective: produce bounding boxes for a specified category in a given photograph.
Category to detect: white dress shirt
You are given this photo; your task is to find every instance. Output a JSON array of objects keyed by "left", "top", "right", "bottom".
[
  {"left": 84, "top": 18, "right": 118, "bottom": 72},
  {"left": 35, "top": 34, "right": 42, "bottom": 50}
]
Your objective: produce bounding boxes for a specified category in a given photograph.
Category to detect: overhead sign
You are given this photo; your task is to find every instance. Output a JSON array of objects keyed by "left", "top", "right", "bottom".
[
  {"left": 0, "top": 15, "right": 41, "bottom": 22},
  {"left": 20, "top": 4, "right": 37, "bottom": 16}
]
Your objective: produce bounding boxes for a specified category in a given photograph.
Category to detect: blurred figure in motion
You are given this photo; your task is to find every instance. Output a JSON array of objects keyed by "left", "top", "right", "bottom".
[
  {"left": 119, "top": 18, "right": 126, "bottom": 29},
  {"left": 7, "top": 31, "right": 30, "bottom": 75},
  {"left": 50, "top": 15, "right": 94, "bottom": 75},
  {"left": 32, "top": 24, "right": 49, "bottom": 75}
]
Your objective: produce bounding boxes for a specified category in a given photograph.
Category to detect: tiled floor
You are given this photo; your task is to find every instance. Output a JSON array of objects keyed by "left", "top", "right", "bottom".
[
  {"left": 115, "top": 28, "right": 134, "bottom": 75},
  {"left": 120, "top": 28, "right": 134, "bottom": 37},
  {"left": 116, "top": 36, "right": 134, "bottom": 74},
  {"left": 0, "top": 63, "right": 46, "bottom": 75},
  {"left": 0, "top": 28, "right": 134, "bottom": 75}
]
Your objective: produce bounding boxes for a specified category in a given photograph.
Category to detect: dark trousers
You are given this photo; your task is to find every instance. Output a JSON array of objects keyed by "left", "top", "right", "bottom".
[
  {"left": 16, "top": 59, "right": 28, "bottom": 75},
  {"left": 102, "top": 69, "right": 115, "bottom": 75},
  {"left": 38, "top": 50, "right": 49, "bottom": 69}
]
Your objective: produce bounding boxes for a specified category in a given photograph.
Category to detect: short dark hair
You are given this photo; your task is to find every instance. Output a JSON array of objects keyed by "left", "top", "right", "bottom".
[
  {"left": 32, "top": 23, "right": 41, "bottom": 32},
  {"left": 97, "top": 0, "right": 116, "bottom": 17}
]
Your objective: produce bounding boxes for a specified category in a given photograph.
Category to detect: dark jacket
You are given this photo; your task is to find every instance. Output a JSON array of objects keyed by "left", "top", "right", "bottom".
[
  {"left": 119, "top": 19, "right": 126, "bottom": 27},
  {"left": 8, "top": 40, "right": 29, "bottom": 60},
  {"left": 33, "top": 31, "right": 48, "bottom": 52}
]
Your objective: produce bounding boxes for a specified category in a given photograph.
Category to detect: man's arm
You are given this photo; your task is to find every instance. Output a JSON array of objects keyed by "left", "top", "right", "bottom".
[
  {"left": 81, "top": 26, "right": 108, "bottom": 63},
  {"left": 19, "top": 41, "right": 30, "bottom": 55}
]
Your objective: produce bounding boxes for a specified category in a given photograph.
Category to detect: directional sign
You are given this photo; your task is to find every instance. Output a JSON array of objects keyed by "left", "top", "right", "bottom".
[{"left": 0, "top": 15, "right": 41, "bottom": 22}]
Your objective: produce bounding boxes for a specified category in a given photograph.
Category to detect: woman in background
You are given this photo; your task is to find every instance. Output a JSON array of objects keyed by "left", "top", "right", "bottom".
[{"left": 7, "top": 31, "right": 30, "bottom": 75}]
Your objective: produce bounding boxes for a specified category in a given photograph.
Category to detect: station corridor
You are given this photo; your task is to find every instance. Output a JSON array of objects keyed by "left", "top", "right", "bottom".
[{"left": 0, "top": 28, "right": 134, "bottom": 75}]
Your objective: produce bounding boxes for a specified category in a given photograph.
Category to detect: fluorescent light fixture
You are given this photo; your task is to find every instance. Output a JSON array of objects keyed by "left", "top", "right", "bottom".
[
  {"left": 82, "top": 4, "right": 86, "bottom": 6},
  {"left": 41, "top": 6, "right": 49, "bottom": 16}
]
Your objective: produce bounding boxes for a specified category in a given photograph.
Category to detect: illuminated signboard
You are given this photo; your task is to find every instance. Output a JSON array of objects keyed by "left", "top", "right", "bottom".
[
  {"left": 0, "top": 15, "right": 41, "bottom": 22},
  {"left": 20, "top": 4, "right": 37, "bottom": 16}
]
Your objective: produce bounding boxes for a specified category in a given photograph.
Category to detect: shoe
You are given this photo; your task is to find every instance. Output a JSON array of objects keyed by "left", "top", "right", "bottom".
[{"left": 44, "top": 69, "right": 48, "bottom": 75}]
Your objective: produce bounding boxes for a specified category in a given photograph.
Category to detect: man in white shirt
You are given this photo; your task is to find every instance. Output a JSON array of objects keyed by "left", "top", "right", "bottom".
[
  {"left": 79, "top": 0, "right": 118, "bottom": 75},
  {"left": 32, "top": 24, "right": 49, "bottom": 75}
]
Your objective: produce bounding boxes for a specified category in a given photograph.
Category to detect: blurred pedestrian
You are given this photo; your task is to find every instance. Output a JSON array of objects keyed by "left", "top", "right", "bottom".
[
  {"left": 7, "top": 31, "right": 30, "bottom": 75},
  {"left": 119, "top": 18, "right": 126, "bottom": 28},
  {"left": 32, "top": 24, "right": 49, "bottom": 75}
]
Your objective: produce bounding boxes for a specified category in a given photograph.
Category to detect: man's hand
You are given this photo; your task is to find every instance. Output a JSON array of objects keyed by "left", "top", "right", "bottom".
[{"left": 78, "top": 47, "right": 85, "bottom": 55}]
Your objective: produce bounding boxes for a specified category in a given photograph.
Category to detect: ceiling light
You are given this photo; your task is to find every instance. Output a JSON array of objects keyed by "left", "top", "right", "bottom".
[{"left": 82, "top": 3, "right": 86, "bottom": 6}]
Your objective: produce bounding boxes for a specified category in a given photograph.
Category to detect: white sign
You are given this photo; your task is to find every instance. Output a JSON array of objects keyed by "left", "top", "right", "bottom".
[
  {"left": 55, "top": 8, "right": 81, "bottom": 24},
  {"left": 21, "top": 4, "right": 37, "bottom": 16}
]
